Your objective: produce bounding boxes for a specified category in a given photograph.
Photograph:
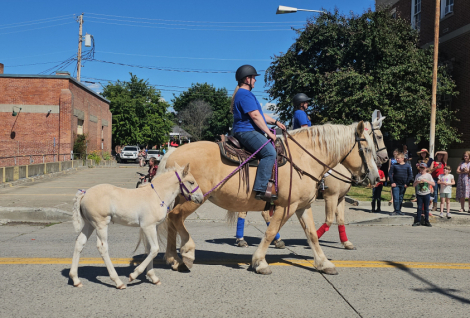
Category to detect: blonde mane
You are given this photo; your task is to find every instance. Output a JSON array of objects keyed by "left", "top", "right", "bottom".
[{"left": 287, "top": 122, "right": 376, "bottom": 162}]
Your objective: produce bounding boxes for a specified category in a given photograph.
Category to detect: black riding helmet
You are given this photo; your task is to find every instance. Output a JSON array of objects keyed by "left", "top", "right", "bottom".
[
  {"left": 292, "top": 93, "right": 312, "bottom": 107},
  {"left": 235, "top": 65, "right": 260, "bottom": 82}
]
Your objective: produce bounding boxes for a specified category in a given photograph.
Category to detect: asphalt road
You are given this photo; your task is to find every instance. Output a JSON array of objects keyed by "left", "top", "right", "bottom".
[{"left": 1, "top": 165, "right": 470, "bottom": 318}]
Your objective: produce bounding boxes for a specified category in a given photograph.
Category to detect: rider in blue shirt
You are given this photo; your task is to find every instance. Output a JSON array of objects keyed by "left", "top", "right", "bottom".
[
  {"left": 231, "top": 65, "right": 286, "bottom": 201},
  {"left": 292, "top": 93, "right": 312, "bottom": 129}
]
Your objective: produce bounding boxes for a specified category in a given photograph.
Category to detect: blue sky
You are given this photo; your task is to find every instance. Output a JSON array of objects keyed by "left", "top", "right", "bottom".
[{"left": 1, "top": 0, "right": 376, "bottom": 115}]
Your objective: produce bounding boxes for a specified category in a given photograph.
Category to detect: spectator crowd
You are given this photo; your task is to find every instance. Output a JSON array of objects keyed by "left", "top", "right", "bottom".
[{"left": 371, "top": 147, "right": 470, "bottom": 227}]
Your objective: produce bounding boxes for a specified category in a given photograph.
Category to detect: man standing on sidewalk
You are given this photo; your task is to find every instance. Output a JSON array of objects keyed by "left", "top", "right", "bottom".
[{"left": 389, "top": 153, "right": 413, "bottom": 215}]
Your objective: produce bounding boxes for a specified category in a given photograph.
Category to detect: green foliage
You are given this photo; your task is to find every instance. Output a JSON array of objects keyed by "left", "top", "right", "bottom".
[
  {"left": 102, "top": 152, "right": 111, "bottom": 160},
  {"left": 172, "top": 83, "right": 233, "bottom": 140},
  {"left": 73, "top": 134, "right": 87, "bottom": 159},
  {"left": 265, "top": 9, "right": 460, "bottom": 149},
  {"left": 102, "top": 74, "right": 173, "bottom": 148},
  {"left": 88, "top": 150, "right": 101, "bottom": 165}
]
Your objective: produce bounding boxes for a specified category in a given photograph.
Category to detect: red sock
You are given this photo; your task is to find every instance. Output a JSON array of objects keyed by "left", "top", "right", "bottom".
[
  {"left": 338, "top": 225, "right": 348, "bottom": 242},
  {"left": 317, "top": 223, "right": 330, "bottom": 239}
]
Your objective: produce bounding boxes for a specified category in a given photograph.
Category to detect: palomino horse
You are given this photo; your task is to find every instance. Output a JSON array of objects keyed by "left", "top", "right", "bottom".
[
  {"left": 159, "top": 122, "right": 380, "bottom": 275},
  {"left": 69, "top": 163, "right": 203, "bottom": 289},
  {"left": 316, "top": 116, "right": 388, "bottom": 250},
  {"left": 230, "top": 118, "right": 389, "bottom": 250}
]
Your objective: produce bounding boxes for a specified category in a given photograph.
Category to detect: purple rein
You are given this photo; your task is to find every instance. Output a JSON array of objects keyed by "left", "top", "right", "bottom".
[{"left": 175, "top": 171, "right": 199, "bottom": 201}]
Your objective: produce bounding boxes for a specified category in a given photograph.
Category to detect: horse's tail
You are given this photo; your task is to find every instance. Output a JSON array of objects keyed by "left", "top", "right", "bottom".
[
  {"left": 225, "top": 211, "right": 238, "bottom": 226},
  {"left": 156, "top": 147, "right": 177, "bottom": 176},
  {"left": 72, "top": 190, "right": 86, "bottom": 233}
]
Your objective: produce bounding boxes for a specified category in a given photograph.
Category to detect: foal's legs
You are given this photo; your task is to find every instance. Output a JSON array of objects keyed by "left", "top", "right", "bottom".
[
  {"left": 335, "top": 197, "right": 355, "bottom": 250},
  {"left": 296, "top": 207, "right": 337, "bottom": 274},
  {"left": 95, "top": 225, "right": 126, "bottom": 289},
  {"left": 252, "top": 204, "right": 297, "bottom": 274},
  {"left": 69, "top": 221, "right": 94, "bottom": 287},
  {"left": 129, "top": 225, "right": 161, "bottom": 285},
  {"left": 166, "top": 201, "right": 201, "bottom": 271}
]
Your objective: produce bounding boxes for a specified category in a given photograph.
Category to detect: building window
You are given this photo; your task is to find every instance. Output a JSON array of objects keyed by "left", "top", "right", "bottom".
[
  {"left": 391, "top": 7, "right": 397, "bottom": 19},
  {"left": 442, "top": 0, "right": 454, "bottom": 18},
  {"left": 77, "top": 119, "right": 84, "bottom": 135},
  {"left": 412, "top": 0, "right": 422, "bottom": 30}
]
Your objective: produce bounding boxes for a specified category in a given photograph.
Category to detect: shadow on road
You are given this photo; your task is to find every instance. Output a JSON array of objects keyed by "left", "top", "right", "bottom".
[{"left": 385, "top": 261, "right": 470, "bottom": 304}]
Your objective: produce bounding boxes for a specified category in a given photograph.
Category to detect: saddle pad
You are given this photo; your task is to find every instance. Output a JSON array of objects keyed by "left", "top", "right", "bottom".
[{"left": 218, "top": 138, "right": 288, "bottom": 168}]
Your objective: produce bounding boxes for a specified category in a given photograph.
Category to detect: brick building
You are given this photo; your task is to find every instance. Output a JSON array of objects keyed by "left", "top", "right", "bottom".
[
  {"left": 0, "top": 64, "right": 112, "bottom": 167},
  {"left": 376, "top": 0, "right": 470, "bottom": 165}
]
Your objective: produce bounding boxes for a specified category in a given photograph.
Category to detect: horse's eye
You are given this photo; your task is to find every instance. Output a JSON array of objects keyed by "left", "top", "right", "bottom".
[
  {"left": 189, "top": 181, "right": 194, "bottom": 185},
  {"left": 377, "top": 136, "right": 382, "bottom": 140}
]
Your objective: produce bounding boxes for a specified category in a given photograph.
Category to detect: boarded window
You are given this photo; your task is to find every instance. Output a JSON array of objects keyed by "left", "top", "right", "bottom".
[{"left": 77, "top": 119, "right": 84, "bottom": 135}]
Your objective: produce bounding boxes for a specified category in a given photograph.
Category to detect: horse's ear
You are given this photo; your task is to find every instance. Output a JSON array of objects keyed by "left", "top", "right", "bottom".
[
  {"left": 183, "top": 163, "right": 190, "bottom": 177},
  {"left": 357, "top": 121, "right": 365, "bottom": 136}
]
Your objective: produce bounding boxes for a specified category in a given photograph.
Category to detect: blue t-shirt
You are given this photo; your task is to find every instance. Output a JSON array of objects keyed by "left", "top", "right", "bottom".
[
  {"left": 232, "top": 88, "right": 266, "bottom": 134},
  {"left": 293, "top": 109, "right": 311, "bottom": 129}
]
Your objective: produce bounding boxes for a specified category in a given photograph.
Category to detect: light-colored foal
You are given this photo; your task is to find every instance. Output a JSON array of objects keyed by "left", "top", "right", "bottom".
[{"left": 69, "top": 163, "right": 203, "bottom": 289}]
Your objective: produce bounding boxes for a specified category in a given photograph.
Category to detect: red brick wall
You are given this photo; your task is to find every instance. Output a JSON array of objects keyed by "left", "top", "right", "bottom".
[{"left": 0, "top": 76, "right": 111, "bottom": 167}]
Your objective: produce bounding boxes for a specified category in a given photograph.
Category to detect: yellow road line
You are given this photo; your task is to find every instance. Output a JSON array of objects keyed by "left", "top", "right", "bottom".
[{"left": 1, "top": 258, "right": 470, "bottom": 269}]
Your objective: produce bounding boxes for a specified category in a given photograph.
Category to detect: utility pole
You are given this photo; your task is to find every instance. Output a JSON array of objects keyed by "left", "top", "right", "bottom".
[
  {"left": 76, "top": 13, "right": 84, "bottom": 82},
  {"left": 429, "top": 0, "right": 441, "bottom": 158}
]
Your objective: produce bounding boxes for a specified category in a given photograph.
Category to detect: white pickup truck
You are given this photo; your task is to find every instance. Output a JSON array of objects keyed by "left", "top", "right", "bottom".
[{"left": 119, "top": 146, "right": 140, "bottom": 163}]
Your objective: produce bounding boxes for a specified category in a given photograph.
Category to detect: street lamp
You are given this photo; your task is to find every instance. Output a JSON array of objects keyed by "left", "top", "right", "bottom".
[{"left": 276, "top": 5, "right": 325, "bottom": 14}]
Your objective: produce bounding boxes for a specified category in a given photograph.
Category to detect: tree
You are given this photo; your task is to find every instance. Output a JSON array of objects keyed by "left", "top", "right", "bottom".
[
  {"left": 102, "top": 74, "right": 173, "bottom": 149},
  {"left": 177, "top": 100, "right": 213, "bottom": 141},
  {"left": 172, "top": 83, "right": 232, "bottom": 140},
  {"left": 265, "top": 9, "right": 460, "bottom": 149}
]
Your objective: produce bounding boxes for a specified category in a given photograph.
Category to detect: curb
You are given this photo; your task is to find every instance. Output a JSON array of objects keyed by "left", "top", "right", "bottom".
[
  {"left": 0, "top": 162, "right": 118, "bottom": 189},
  {"left": 350, "top": 215, "right": 470, "bottom": 226},
  {"left": 0, "top": 207, "right": 72, "bottom": 223}
]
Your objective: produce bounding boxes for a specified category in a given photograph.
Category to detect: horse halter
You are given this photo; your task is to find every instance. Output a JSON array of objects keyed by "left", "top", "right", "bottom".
[
  {"left": 369, "top": 127, "right": 386, "bottom": 153},
  {"left": 175, "top": 171, "right": 199, "bottom": 201},
  {"left": 340, "top": 132, "right": 370, "bottom": 185}
]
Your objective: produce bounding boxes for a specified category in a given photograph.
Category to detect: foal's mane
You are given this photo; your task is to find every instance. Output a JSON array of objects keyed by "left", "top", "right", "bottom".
[{"left": 287, "top": 122, "right": 375, "bottom": 162}]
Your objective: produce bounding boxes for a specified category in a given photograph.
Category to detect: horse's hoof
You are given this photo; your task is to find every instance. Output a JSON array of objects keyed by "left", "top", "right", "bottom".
[
  {"left": 321, "top": 267, "right": 338, "bottom": 275},
  {"left": 154, "top": 280, "right": 162, "bottom": 285},
  {"left": 274, "top": 239, "right": 286, "bottom": 249},
  {"left": 116, "top": 284, "right": 126, "bottom": 289},
  {"left": 177, "top": 263, "right": 190, "bottom": 272},
  {"left": 256, "top": 266, "right": 272, "bottom": 275},
  {"left": 236, "top": 239, "right": 248, "bottom": 247},
  {"left": 344, "top": 245, "right": 356, "bottom": 250},
  {"left": 74, "top": 282, "right": 83, "bottom": 288},
  {"left": 182, "top": 257, "right": 194, "bottom": 269}
]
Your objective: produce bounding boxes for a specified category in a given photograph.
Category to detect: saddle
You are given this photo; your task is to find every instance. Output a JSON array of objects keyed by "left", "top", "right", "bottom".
[{"left": 217, "top": 135, "right": 288, "bottom": 195}]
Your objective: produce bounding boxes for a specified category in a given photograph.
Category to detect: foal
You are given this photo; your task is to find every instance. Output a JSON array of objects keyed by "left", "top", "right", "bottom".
[{"left": 69, "top": 163, "right": 203, "bottom": 289}]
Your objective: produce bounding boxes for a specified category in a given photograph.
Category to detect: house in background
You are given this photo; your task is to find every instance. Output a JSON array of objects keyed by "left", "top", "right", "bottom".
[
  {"left": 0, "top": 63, "right": 112, "bottom": 167},
  {"left": 376, "top": 0, "right": 469, "bottom": 167}
]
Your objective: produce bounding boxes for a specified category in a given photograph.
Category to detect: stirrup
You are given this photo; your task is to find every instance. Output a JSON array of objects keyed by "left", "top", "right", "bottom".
[{"left": 320, "top": 178, "right": 328, "bottom": 190}]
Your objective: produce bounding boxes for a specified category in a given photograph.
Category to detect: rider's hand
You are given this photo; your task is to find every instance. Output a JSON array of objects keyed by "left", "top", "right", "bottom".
[
  {"left": 391, "top": 183, "right": 396, "bottom": 188},
  {"left": 276, "top": 121, "right": 286, "bottom": 130},
  {"left": 268, "top": 132, "right": 277, "bottom": 142}
]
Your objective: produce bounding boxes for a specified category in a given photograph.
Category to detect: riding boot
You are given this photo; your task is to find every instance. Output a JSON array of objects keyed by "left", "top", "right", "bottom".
[
  {"left": 376, "top": 200, "right": 381, "bottom": 212},
  {"left": 371, "top": 201, "right": 376, "bottom": 213}
]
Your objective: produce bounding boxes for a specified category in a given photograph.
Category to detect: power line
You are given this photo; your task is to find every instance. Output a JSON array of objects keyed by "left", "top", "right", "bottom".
[
  {"left": 7, "top": 61, "right": 66, "bottom": 67},
  {"left": 86, "top": 19, "right": 297, "bottom": 32},
  {"left": 0, "top": 51, "right": 74, "bottom": 61},
  {"left": 96, "top": 50, "right": 272, "bottom": 61},
  {"left": 0, "top": 14, "right": 73, "bottom": 28},
  {"left": 86, "top": 16, "right": 304, "bottom": 28},
  {"left": 86, "top": 12, "right": 306, "bottom": 24},
  {"left": 0, "top": 17, "right": 73, "bottom": 30},
  {"left": 0, "top": 22, "right": 75, "bottom": 35}
]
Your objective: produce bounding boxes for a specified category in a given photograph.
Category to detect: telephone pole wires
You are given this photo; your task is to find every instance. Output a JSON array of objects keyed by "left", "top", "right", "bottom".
[{"left": 76, "top": 13, "right": 84, "bottom": 82}]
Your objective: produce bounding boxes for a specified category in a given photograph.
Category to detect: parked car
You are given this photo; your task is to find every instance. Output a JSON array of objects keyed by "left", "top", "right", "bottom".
[
  {"left": 119, "top": 146, "right": 140, "bottom": 163},
  {"left": 146, "top": 149, "right": 162, "bottom": 163}
]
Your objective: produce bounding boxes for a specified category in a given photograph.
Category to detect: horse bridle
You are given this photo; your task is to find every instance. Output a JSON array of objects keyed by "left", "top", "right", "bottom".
[
  {"left": 340, "top": 132, "right": 370, "bottom": 185},
  {"left": 369, "top": 127, "right": 386, "bottom": 154},
  {"left": 175, "top": 171, "right": 199, "bottom": 201}
]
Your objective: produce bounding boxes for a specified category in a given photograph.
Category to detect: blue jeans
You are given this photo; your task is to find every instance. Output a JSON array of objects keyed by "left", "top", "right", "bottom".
[
  {"left": 234, "top": 131, "right": 276, "bottom": 192},
  {"left": 416, "top": 194, "right": 431, "bottom": 222},
  {"left": 432, "top": 177, "right": 439, "bottom": 203},
  {"left": 372, "top": 186, "right": 383, "bottom": 201},
  {"left": 392, "top": 185, "right": 406, "bottom": 213}
]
